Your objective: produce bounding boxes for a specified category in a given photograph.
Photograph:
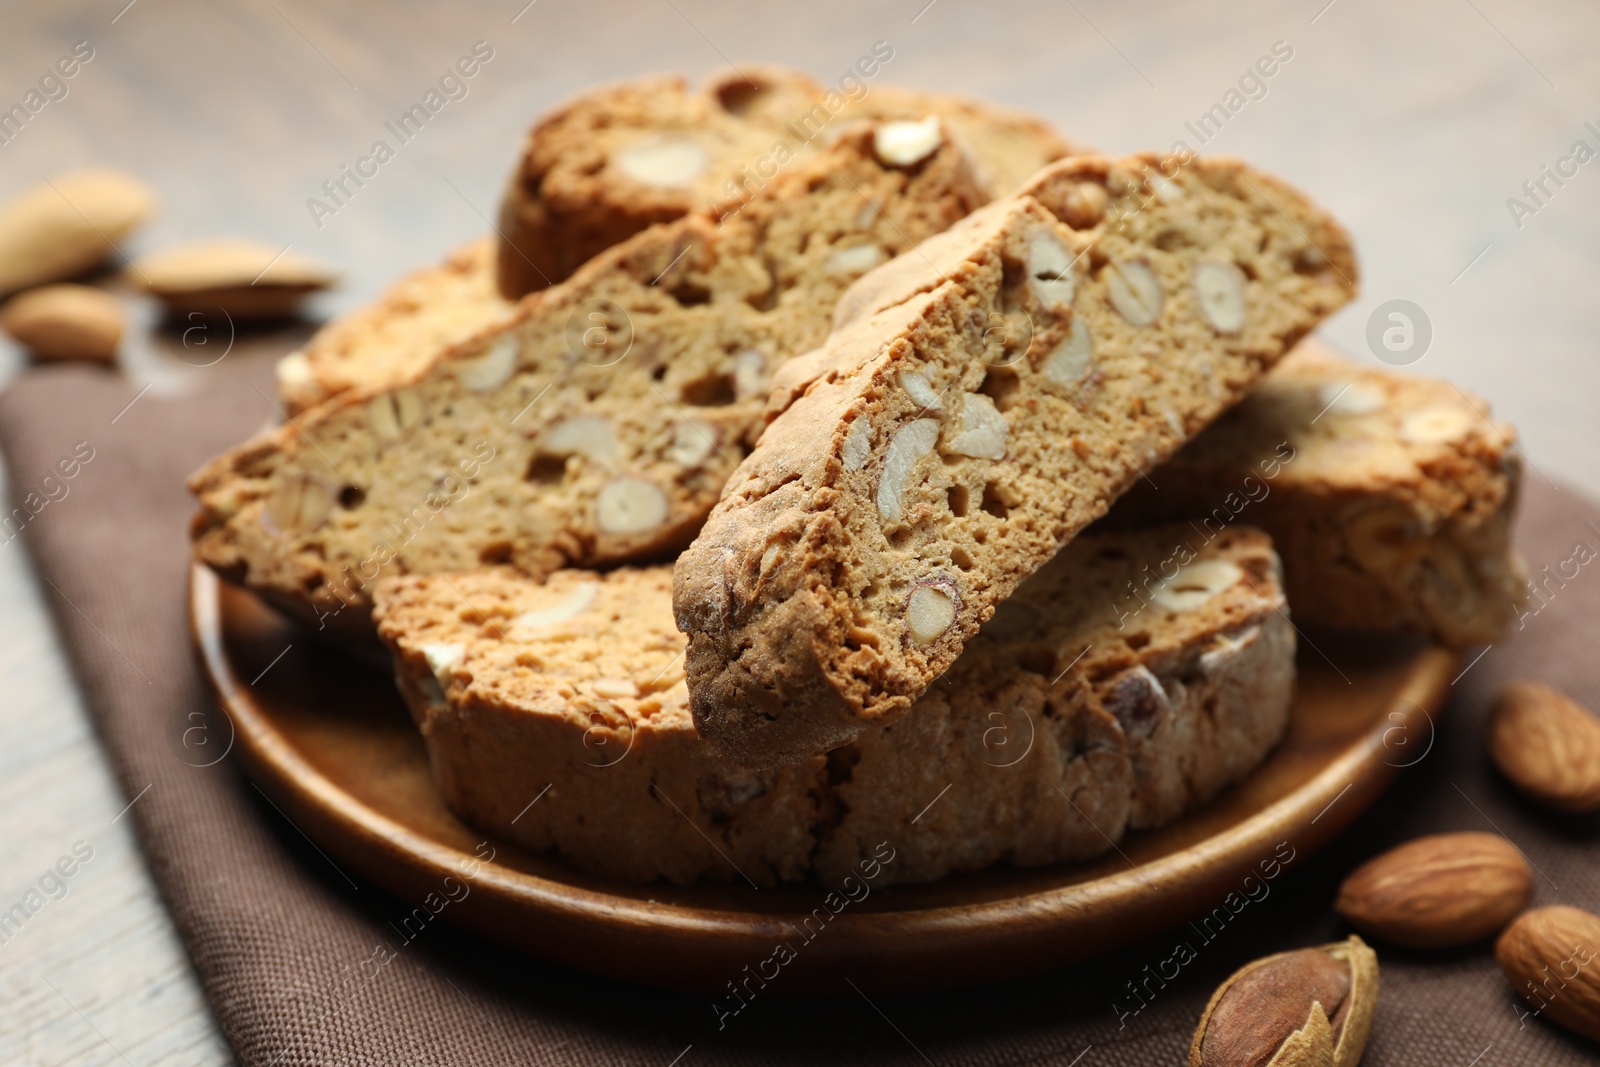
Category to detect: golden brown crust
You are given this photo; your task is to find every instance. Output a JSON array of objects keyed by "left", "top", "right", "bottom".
[
  {"left": 494, "top": 66, "right": 1079, "bottom": 299},
  {"left": 276, "top": 238, "right": 512, "bottom": 414},
  {"left": 675, "top": 153, "right": 1356, "bottom": 767},
  {"left": 1110, "top": 339, "right": 1525, "bottom": 645},
  {"left": 374, "top": 525, "right": 1294, "bottom": 886},
  {"left": 190, "top": 125, "right": 989, "bottom": 633}
]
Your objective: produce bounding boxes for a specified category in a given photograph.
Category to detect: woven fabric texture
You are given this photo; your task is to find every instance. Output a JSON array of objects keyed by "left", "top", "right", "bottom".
[{"left": 1, "top": 357, "right": 1596, "bottom": 1066}]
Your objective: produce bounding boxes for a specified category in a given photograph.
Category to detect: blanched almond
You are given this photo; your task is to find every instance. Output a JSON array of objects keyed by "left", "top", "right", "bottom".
[
  {"left": 733, "top": 349, "right": 766, "bottom": 399},
  {"left": 131, "top": 238, "right": 336, "bottom": 319},
  {"left": 614, "top": 137, "right": 708, "bottom": 187},
  {"left": 1317, "top": 381, "right": 1385, "bottom": 417},
  {"left": 900, "top": 370, "right": 942, "bottom": 412},
  {"left": 1152, "top": 560, "right": 1243, "bottom": 611},
  {"left": 265, "top": 475, "right": 332, "bottom": 533},
  {"left": 1400, "top": 406, "right": 1475, "bottom": 445},
  {"left": 276, "top": 351, "right": 313, "bottom": 390},
  {"left": 0, "top": 169, "right": 156, "bottom": 294},
  {"left": 873, "top": 117, "right": 943, "bottom": 167},
  {"left": 668, "top": 419, "right": 718, "bottom": 467},
  {"left": 1, "top": 284, "right": 122, "bottom": 363},
  {"left": 1106, "top": 260, "right": 1162, "bottom": 326},
  {"left": 1026, "top": 229, "right": 1077, "bottom": 312},
  {"left": 368, "top": 390, "right": 422, "bottom": 441},
  {"left": 596, "top": 478, "right": 668, "bottom": 535},
  {"left": 456, "top": 336, "right": 517, "bottom": 391},
  {"left": 876, "top": 418, "right": 939, "bottom": 523},
  {"left": 1195, "top": 260, "right": 1246, "bottom": 333},
  {"left": 545, "top": 415, "right": 619, "bottom": 462},
  {"left": 513, "top": 582, "right": 598, "bottom": 630},
  {"left": 591, "top": 677, "right": 639, "bottom": 699},
  {"left": 1056, "top": 181, "right": 1108, "bottom": 230},
  {"left": 828, "top": 244, "right": 884, "bottom": 276},
  {"left": 1041, "top": 318, "right": 1093, "bottom": 385},
  {"left": 841, "top": 417, "right": 872, "bottom": 472},
  {"left": 942, "top": 392, "right": 1007, "bottom": 459},
  {"left": 907, "top": 582, "right": 957, "bottom": 645}
]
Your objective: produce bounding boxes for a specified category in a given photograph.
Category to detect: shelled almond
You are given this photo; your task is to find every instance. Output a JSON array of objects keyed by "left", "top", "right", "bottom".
[
  {"left": 0, "top": 169, "right": 156, "bottom": 294},
  {"left": 130, "top": 238, "right": 336, "bottom": 319},
  {"left": 1, "top": 284, "right": 122, "bottom": 363},
  {"left": 1496, "top": 906, "right": 1600, "bottom": 1041},
  {"left": 1334, "top": 832, "right": 1531, "bottom": 948},
  {"left": 1489, "top": 681, "right": 1600, "bottom": 813}
]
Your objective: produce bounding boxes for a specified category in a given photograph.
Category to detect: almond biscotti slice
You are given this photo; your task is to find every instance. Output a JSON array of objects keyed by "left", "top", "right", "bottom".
[
  {"left": 495, "top": 65, "right": 1078, "bottom": 298},
  {"left": 189, "top": 124, "right": 988, "bottom": 634},
  {"left": 372, "top": 525, "right": 1293, "bottom": 887},
  {"left": 276, "top": 237, "right": 513, "bottom": 414},
  {"left": 377, "top": 566, "right": 821, "bottom": 886},
  {"left": 820, "top": 524, "right": 1293, "bottom": 885},
  {"left": 276, "top": 70, "right": 1073, "bottom": 411},
  {"left": 1111, "top": 339, "right": 1525, "bottom": 645},
  {"left": 675, "top": 152, "right": 1356, "bottom": 766}
]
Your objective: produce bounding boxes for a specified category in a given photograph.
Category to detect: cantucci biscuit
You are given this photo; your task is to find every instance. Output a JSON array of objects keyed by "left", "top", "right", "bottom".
[
  {"left": 495, "top": 65, "right": 1079, "bottom": 298},
  {"left": 1112, "top": 339, "right": 1525, "bottom": 645},
  {"left": 276, "top": 238, "right": 513, "bottom": 414},
  {"left": 373, "top": 525, "right": 1293, "bottom": 887},
  {"left": 268, "top": 244, "right": 1506, "bottom": 647},
  {"left": 675, "top": 153, "right": 1356, "bottom": 766},
  {"left": 190, "top": 124, "right": 987, "bottom": 634}
]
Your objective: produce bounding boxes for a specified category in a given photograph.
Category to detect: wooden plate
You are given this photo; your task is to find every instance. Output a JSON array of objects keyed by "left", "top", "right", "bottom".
[{"left": 191, "top": 564, "right": 1456, "bottom": 996}]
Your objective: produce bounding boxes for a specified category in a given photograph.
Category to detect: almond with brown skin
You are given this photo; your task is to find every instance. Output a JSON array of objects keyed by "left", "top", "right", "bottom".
[
  {"left": 1, "top": 284, "right": 122, "bottom": 363},
  {"left": 1335, "top": 831, "right": 1531, "bottom": 948},
  {"left": 1496, "top": 905, "right": 1600, "bottom": 1042},
  {"left": 1489, "top": 681, "right": 1600, "bottom": 813},
  {"left": 1190, "top": 935, "right": 1377, "bottom": 1067}
]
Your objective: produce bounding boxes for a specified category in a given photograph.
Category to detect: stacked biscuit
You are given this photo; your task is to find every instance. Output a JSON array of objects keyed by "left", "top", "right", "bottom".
[{"left": 191, "top": 68, "right": 1525, "bottom": 888}]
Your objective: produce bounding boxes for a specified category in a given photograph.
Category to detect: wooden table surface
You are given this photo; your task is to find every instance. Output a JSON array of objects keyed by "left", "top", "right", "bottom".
[{"left": 2, "top": 0, "right": 1596, "bottom": 1061}]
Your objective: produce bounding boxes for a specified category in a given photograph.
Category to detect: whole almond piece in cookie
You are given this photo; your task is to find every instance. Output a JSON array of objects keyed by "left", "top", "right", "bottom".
[
  {"left": 188, "top": 123, "right": 989, "bottom": 638},
  {"left": 1496, "top": 906, "right": 1600, "bottom": 1041},
  {"left": 1105, "top": 340, "right": 1525, "bottom": 647},
  {"left": 1190, "top": 936, "right": 1377, "bottom": 1067},
  {"left": 0, "top": 169, "right": 157, "bottom": 294},
  {"left": 1334, "top": 831, "right": 1530, "bottom": 948},
  {"left": 494, "top": 66, "right": 1079, "bottom": 298},
  {"left": 676, "top": 152, "right": 1357, "bottom": 767},
  {"left": 1, "top": 284, "right": 123, "bottom": 363},
  {"left": 372, "top": 525, "right": 1295, "bottom": 887},
  {"left": 1489, "top": 681, "right": 1600, "bottom": 813},
  {"left": 130, "top": 238, "right": 337, "bottom": 319}
]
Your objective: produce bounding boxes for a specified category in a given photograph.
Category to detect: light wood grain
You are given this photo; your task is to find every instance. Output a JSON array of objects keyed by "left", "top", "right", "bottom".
[{"left": 0, "top": 488, "right": 233, "bottom": 1065}]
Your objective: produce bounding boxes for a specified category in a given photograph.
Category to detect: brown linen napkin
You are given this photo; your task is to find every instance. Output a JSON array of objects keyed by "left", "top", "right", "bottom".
[{"left": 2, "top": 351, "right": 1597, "bottom": 1066}]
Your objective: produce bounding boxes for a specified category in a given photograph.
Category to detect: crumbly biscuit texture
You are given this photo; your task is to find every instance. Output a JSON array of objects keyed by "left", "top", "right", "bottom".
[
  {"left": 373, "top": 525, "right": 1293, "bottom": 887},
  {"left": 495, "top": 65, "right": 1078, "bottom": 298},
  {"left": 190, "top": 126, "right": 988, "bottom": 633},
  {"left": 267, "top": 253, "right": 1512, "bottom": 649},
  {"left": 276, "top": 238, "right": 513, "bottom": 414},
  {"left": 675, "top": 153, "right": 1356, "bottom": 766},
  {"left": 1110, "top": 339, "right": 1525, "bottom": 645}
]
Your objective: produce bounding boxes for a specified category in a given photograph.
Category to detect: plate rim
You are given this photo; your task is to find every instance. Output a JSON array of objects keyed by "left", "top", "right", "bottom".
[{"left": 191, "top": 563, "right": 1459, "bottom": 992}]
